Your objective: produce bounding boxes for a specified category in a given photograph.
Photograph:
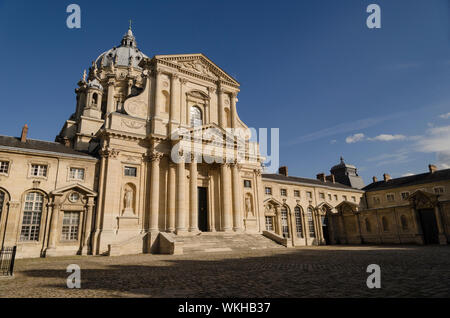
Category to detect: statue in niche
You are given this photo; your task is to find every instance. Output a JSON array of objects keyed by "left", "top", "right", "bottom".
[
  {"left": 123, "top": 187, "right": 134, "bottom": 215},
  {"left": 245, "top": 195, "right": 254, "bottom": 218}
]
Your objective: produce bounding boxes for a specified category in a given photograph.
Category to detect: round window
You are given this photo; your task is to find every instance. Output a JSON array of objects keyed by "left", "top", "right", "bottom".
[{"left": 69, "top": 192, "right": 80, "bottom": 202}]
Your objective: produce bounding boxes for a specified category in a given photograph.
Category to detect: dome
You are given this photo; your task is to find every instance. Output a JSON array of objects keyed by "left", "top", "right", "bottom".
[
  {"left": 95, "top": 27, "right": 148, "bottom": 69},
  {"left": 331, "top": 157, "right": 356, "bottom": 171}
]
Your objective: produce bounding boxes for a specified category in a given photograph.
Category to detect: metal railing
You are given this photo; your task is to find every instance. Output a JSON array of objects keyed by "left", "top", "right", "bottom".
[{"left": 0, "top": 246, "right": 17, "bottom": 276}]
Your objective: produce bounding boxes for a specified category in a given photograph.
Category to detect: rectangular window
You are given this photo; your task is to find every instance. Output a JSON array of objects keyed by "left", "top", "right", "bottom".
[
  {"left": 434, "top": 187, "right": 445, "bottom": 194},
  {"left": 352, "top": 196, "right": 356, "bottom": 202},
  {"left": 334, "top": 194, "right": 338, "bottom": 201},
  {"left": 319, "top": 192, "right": 325, "bottom": 200},
  {"left": 69, "top": 167, "right": 85, "bottom": 180},
  {"left": 401, "top": 192, "right": 410, "bottom": 200},
  {"left": 343, "top": 195, "right": 347, "bottom": 201},
  {"left": 328, "top": 194, "right": 332, "bottom": 201},
  {"left": 244, "top": 180, "right": 252, "bottom": 188},
  {"left": 306, "top": 191, "right": 312, "bottom": 199},
  {"left": 124, "top": 166, "right": 137, "bottom": 177},
  {"left": 31, "top": 164, "right": 47, "bottom": 177},
  {"left": 61, "top": 212, "right": 80, "bottom": 241},
  {"left": 20, "top": 192, "right": 43, "bottom": 241},
  {"left": 265, "top": 187, "right": 272, "bottom": 195},
  {"left": 280, "top": 189, "right": 287, "bottom": 196},
  {"left": 0, "top": 161, "right": 9, "bottom": 174},
  {"left": 294, "top": 190, "right": 300, "bottom": 197},
  {"left": 265, "top": 216, "right": 274, "bottom": 231},
  {"left": 386, "top": 194, "right": 395, "bottom": 202},
  {"left": 373, "top": 196, "right": 381, "bottom": 205}
]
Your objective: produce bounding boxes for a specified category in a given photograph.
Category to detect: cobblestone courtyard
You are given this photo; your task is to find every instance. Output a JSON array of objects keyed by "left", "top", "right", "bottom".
[{"left": 1, "top": 245, "right": 449, "bottom": 298}]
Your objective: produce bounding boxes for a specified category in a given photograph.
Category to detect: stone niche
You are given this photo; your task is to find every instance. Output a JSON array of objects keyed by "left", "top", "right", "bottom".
[
  {"left": 117, "top": 183, "right": 139, "bottom": 231},
  {"left": 244, "top": 192, "right": 258, "bottom": 233}
]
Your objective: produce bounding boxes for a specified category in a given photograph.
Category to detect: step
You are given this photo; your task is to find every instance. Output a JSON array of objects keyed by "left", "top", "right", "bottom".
[{"left": 171, "top": 233, "right": 284, "bottom": 254}]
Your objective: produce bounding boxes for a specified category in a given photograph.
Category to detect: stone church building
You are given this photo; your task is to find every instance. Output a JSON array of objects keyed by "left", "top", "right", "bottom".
[{"left": 0, "top": 28, "right": 448, "bottom": 258}]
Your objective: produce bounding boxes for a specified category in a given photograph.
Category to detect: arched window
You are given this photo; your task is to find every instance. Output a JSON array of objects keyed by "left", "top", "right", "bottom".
[
  {"left": 382, "top": 216, "right": 389, "bottom": 232},
  {"left": 280, "top": 206, "right": 290, "bottom": 238},
  {"left": 20, "top": 192, "right": 44, "bottom": 241},
  {"left": 0, "top": 191, "right": 5, "bottom": 219},
  {"left": 307, "top": 207, "right": 316, "bottom": 238},
  {"left": 400, "top": 215, "right": 408, "bottom": 231},
  {"left": 294, "top": 206, "right": 303, "bottom": 238},
  {"left": 365, "top": 218, "right": 371, "bottom": 233},
  {"left": 92, "top": 93, "right": 98, "bottom": 106},
  {"left": 190, "top": 106, "right": 203, "bottom": 127}
]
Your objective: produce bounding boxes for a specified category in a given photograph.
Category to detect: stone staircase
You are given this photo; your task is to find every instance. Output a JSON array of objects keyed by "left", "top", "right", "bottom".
[{"left": 170, "top": 232, "right": 285, "bottom": 254}]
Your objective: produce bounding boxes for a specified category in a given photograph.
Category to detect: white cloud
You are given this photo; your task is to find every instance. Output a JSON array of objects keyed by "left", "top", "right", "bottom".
[
  {"left": 368, "top": 134, "right": 407, "bottom": 142},
  {"left": 402, "top": 173, "right": 414, "bottom": 177},
  {"left": 439, "top": 112, "right": 450, "bottom": 119},
  {"left": 366, "top": 149, "right": 412, "bottom": 166},
  {"left": 346, "top": 133, "right": 365, "bottom": 144},
  {"left": 415, "top": 125, "right": 450, "bottom": 168}
]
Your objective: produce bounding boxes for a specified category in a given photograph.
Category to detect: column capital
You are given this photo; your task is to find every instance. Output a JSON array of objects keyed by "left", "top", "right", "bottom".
[
  {"left": 179, "top": 77, "right": 188, "bottom": 85},
  {"left": 99, "top": 147, "right": 120, "bottom": 159},
  {"left": 207, "top": 86, "right": 216, "bottom": 94},
  {"left": 253, "top": 168, "right": 262, "bottom": 177},
  {"left": 171, "top": 72, "right": 179, "bottom": 80},
  {"left": 152, "top": 69, "right": 162, "bottom": 77},
  {"left": 145, "top": 152, "right": 164, "bottom": 163},
  {"left": 230, "top": 91, "right": 238, "bottom": 98}
]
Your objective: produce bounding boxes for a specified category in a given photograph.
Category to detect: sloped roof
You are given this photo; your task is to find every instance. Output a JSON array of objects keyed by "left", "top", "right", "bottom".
[
  {"left": 262, "top": 173, "right": 362, "bottom": 191},
  {"left": 0, "top": 135, "right": 96, "bottom": 159},
  {"left": 363, "top": 169, "right": 450, "bottom": 192}
]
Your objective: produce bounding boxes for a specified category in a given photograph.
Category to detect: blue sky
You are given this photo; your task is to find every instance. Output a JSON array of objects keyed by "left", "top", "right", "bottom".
[{"left": 0, "top": 0, "right": 450, "bottom": 184}]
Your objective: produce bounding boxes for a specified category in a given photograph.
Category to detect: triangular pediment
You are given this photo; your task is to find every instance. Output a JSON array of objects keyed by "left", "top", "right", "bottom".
[
  {"left": 52, "top": 183, "right": 97, "bottom": 197},
  {"left": 336, "top": 201, "right": 359, "bottom": 214},
  {"left": 408, "top": 190, "right": 438, "bottom": 208},
  {"left": 187, "top": 124, "right": 236, "bottom": 146},
  {"left": 155, "top": 54, "right": 240, "bottom": 86}
]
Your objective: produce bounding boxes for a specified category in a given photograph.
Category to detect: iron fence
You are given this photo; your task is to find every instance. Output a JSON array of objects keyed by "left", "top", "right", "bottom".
[{"left": 0, "top": 246, "right": 17, "bottom": 276}]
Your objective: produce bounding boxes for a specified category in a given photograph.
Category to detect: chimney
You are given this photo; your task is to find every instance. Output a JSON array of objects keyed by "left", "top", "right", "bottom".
[
  {"left": 278, "top": 166, "right": 288, "bottom": 177},
  {"left": 429, "top": 164, "right": 437, "bottom": 174},
  {"left": 372, "top": 176, "right": 378, "bottom": 183},
  {"left": 326, "top": 174, "right": 336, "bottom": 183},
  {"left": 20, "top": 124, "right": 28, "bottom": 143},
  {"left": 383, "top": 173, "right": 391, "bottom": 182},
  {"left": 316, "top": 173, "right": 326, "bottom": 182}
]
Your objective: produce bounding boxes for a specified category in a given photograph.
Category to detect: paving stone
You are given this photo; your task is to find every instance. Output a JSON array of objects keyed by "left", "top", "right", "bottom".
[{"left": 0, "top": 245, "right": 449, "bottom": 298}]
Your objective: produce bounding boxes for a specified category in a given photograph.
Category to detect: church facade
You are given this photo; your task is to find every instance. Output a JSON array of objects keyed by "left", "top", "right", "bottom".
[{"left": 0, "top": 28, "right": 448, "bottom": 259}]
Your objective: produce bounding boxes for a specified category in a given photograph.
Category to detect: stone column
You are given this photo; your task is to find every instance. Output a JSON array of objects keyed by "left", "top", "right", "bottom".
[
  {"left": 176, "top": 153, "right": 187, "bottom": 234},
  {"left": 230, "top": 92, "right": 237, "bottom": 129},
  {"left": 149, "top": 153, "right": 162, "bottom": 231},
  {"left": 221, "top": 163, "right": 232, "bottom": 232},
  {"left": 167, "top": 163, "right": 176, "bottom": 232},
  {"left": 82, "top": 198, "right": 94, "bottom": 254},
  {"left": 153, "top": 70, "right": 161, "bottom": 117},
  {"left": 218, "top": 87, "right": 225, "bottom": 128},
  {"left": 411, "top": 207, "right": 424, "bottom": 244},
  {"left": 434, "top": 205, "right": 447, "bottom": 245},
  {"left": 189, "top": 154, "right": 199, "bottom": 232},
  {"left": 170, "top": 73, "right": 179, "bottom": 131},
  {"left": 47, "top": 200, "right": 59, "bottom": 249},
  {"left": 231, "top": 163, "right": 242, "bottom": 231},
  {"left": 106, "top": 78, "right": 115, "bottom": 113}
]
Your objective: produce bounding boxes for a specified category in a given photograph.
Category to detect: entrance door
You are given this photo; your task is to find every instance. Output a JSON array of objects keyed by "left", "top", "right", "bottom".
[
  {"left": 198, "top": 187, "right": 208, "bottom": 232},
  {"left": 419, "top": 209, "right": 439, "bottom": 244},
  {"left": 321, "top": 215, "right": 330, "bottom": 245}
]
